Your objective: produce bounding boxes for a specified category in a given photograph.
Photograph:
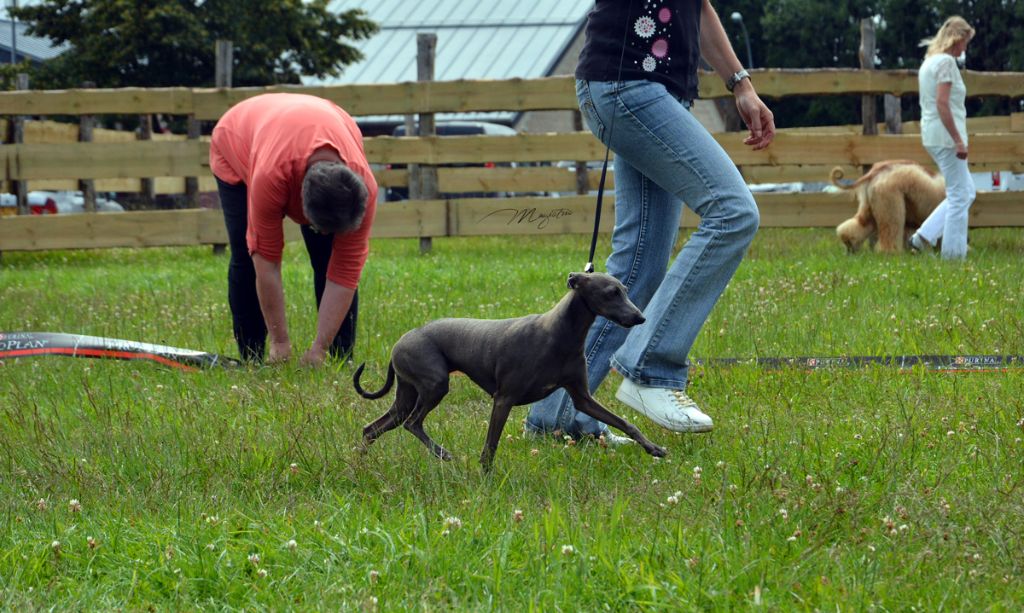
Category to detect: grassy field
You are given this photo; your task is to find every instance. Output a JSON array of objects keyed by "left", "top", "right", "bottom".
[{"left": 1, "top": 228, "right": 1023, "bottom": 610}]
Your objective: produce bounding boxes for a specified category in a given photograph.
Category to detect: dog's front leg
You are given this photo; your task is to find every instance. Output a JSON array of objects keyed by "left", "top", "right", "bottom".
[
  {"left": 479, "top": 396, "right": 515, "bottom": 471},
  {"left": 565, "top": 387, "right": 667, "bottom": 458}
]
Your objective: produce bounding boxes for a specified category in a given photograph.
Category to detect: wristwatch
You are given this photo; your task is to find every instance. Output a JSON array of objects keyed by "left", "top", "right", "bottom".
[{"left": 725, "top": 69, "right": 751, "bottom": 92}]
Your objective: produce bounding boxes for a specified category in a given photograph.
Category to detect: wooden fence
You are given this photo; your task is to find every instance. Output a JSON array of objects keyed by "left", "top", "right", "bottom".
[{"left": 1, "top": 69, "right": 1022, "bottom": 252}]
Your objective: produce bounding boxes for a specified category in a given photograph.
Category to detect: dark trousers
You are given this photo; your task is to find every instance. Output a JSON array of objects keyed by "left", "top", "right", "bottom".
[{"left": 217, "top": 177, "right": 357, "bottom": 362}]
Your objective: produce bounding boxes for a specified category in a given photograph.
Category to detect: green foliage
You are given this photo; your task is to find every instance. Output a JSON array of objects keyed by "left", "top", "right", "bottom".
[
  {"left": 1, "top": 230, "right": 1024, "bottom": 608},
  {"left": 9, "top": 0, "right": 378, "bottom": 88}
]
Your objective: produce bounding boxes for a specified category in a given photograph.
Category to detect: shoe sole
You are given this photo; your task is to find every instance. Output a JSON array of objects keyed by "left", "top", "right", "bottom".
[{"left": 615, "top": 388, "right": 714, "bottom": 433}]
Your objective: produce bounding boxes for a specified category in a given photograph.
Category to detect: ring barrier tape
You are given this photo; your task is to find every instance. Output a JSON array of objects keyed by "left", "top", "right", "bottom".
[
  {"left": 2, "top": 332, "right": 1019, "bottom": 374},
  {"left": 0, "top": 332, "right": 240, "bottom": 371},
  {"left": 693, "top": 354, "right": 1024, "bottom": 372}
]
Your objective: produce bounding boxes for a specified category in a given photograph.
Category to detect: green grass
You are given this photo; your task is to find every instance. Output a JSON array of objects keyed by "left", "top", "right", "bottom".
[{"left": 1, "top": 229, "right": 1023, "bottom": 610}]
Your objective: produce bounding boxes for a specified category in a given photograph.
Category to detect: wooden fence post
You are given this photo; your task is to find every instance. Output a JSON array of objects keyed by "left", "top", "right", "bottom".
[
  {"left": 211, "top": 39, "right": 233, "bottom": 255},
  {"left": 416, "top": 32, "right": 438, "bottom": 255},
  {"left": 859, "top": 19, "right": 878, "bottom": 136},
  {"left": 79, "top": 82, "right": 97, "bottom": 212},
  {"left": 12, "top": 73, "right": 29, "bottom": 216},
  {"left": 184, "top": 115, "right": 201, "bottom": 207},
  {"left": 884, "top": 94, "right": 902, "bottom": 134},
  {"left": 137, "top": 113, "right": 157, "bottom": 206}
]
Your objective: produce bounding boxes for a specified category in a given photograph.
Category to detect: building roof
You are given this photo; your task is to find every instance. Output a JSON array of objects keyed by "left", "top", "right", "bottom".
[
  {"left": 312, "top": 0, "right": 593, "bottom": 124},
  {"left": 0, "top": 19, "right": 69, "bottom": 63}
]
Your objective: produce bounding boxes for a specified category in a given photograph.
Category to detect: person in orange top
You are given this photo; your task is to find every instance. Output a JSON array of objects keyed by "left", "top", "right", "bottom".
[{"left": 210, "top": 93, "right": 378, "bottom": 366}]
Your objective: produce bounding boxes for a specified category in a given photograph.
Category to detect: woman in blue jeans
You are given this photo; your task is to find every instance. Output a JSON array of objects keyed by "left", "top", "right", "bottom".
[{"left": 527, "top": 0, "right": 775, "bottom": 441}]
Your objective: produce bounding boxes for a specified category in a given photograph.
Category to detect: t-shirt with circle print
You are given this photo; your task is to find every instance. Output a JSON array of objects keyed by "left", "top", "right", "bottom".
[{"left": 575, "top": 0, "right": 702, "bottom": 101}]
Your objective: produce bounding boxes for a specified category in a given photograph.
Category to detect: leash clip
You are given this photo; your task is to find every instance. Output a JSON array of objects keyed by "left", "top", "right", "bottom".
[{"left": 583, "top": 262, "right": 594, "bottom": 274}]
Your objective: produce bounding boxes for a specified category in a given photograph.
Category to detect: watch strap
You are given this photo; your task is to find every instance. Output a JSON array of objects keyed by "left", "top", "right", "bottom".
[{"left": 726, "top": 69, "right": 751, "bottom": 92}]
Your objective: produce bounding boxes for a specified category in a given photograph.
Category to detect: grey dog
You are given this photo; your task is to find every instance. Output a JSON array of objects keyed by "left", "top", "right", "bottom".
[{"left": 353, "top": 272, "right": 667, "bottom": 469}]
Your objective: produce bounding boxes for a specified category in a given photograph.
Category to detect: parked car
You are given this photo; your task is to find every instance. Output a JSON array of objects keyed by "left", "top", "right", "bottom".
[
  {"left": 0, "top": 190, "right": 124, "bottom": 216},
  {"left": 385, "top": 120, "right": 518, "bottom": 201},
  {"left": 972, "top": 170, "right": 1024, "bottom": 192}
]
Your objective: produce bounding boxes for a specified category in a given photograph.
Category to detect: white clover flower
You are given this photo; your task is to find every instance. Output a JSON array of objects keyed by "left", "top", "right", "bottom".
[
  {"left": 256, "top": 568, "right": 268, "bottom": 578},
  {"left": 779, "top": 508, "right": 789, "bottom": 520},
  {"left": 68, "top": 499, "right": 82, "bottom": 513},
  {"left": 35, "top": 499, "right": 47, "bottom": 512},
  {"left": 248, "top": 553, "right": 261, "bottom": 566},
  {"left": 51, "top": 540, "right": 61, "bottom": 552},
  {"left": 561, "top": 545, "right": 575, "bottom": 556},
  {"left": 444, "top": 516, "right": 462, "bottom": 530},
  {"left": 87, "top": 536, "right": 98, "bottom": 549},
  {"left": 667, "top": 495, "right": 679, "bottom": 505},
  {"left": 286, "top": 539, "right": 297, "bottom": 552},
  {"left": 512, "top": 509, "right": 524, "bottom": 523}
]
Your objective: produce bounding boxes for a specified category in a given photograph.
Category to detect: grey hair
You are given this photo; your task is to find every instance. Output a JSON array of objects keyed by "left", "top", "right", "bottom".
[{"left": 301, "top": 161, "right": 369, "bottom": 234}]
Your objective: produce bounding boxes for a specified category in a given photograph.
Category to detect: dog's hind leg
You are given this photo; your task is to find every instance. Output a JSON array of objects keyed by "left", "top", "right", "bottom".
[
  {"left": 401, "top": 376, "right": 452, "bottom": 461},
  {"left": 871, "top": 191, "right": 907, "bottom": 252},
  {"left": 564, "top": 385, "right": 667, "bottom": 458},
  {"left": 362, "top": 380, "right": 417, "bottom": 448}
]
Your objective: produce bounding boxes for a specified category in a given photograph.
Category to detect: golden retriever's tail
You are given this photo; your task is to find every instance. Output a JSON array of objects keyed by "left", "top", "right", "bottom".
[{"left": 829, "top": 166, "right": 855, "bottom": 190}]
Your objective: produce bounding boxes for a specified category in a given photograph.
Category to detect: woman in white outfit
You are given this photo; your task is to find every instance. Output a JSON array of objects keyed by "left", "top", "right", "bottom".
[{"left": 909, "top": 16, "right": 976, "bottom": 259}]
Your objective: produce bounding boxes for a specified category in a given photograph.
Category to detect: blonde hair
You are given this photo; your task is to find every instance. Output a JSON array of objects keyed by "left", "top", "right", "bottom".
[{"left": 920, "top": 16, "right": 975, "bottom": 57}]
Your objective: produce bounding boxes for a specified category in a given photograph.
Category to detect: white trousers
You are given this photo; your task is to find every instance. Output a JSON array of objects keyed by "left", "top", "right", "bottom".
[{"left": 918, "top": 145, "right": 977, "bottom": 259}]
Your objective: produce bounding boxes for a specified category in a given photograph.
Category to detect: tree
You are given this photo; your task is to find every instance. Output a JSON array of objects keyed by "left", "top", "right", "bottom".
[{"left": 9, "top": 0, "right": 378, "bottom": 89}]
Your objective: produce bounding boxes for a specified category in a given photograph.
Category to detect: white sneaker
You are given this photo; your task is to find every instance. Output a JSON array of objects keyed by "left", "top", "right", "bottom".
[{"left": 615, "top": 378, "right": 713, "bottom": 433}]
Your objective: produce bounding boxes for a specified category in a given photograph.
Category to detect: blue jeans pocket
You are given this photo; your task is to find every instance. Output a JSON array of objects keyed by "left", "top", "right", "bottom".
[{"left": 576, "top": 80, "right": 605, "bottom": 141}]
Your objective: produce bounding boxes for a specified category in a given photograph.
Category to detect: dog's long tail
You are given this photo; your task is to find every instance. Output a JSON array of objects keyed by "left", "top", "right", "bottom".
[
  {"left": 831, "top": 160, "right": 924, "bottom": 190},
  {"left": 353, "top": 361, "right": 395, "bottom": 399},
  {"left": 829, "top": 166, "right": 857, "bottom": 190}
]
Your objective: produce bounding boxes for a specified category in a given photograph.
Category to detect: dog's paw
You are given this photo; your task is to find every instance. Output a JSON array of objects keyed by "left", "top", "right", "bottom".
[{"left": 647, "top": 444, "right": 667, "bottom": 458}]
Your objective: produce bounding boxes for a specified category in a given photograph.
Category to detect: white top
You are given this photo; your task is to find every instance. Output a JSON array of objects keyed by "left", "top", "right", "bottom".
[{"left": 918, "top": 53, "right": 968, "bottom": 148}]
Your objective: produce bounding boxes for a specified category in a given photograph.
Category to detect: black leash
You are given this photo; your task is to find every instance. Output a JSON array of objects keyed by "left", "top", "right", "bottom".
[{"left": 584, "top": 2, "right": 632, "bottom": 274}]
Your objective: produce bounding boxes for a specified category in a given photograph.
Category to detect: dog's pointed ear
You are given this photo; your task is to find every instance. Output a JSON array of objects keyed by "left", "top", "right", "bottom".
[{"left": 567, "top": 272, "right": 581, "bottom": 289}]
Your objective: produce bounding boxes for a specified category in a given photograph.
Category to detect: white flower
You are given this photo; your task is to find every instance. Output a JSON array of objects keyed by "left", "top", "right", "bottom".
[
  {"left": 35, "top": 499, "right": 47, "bottom": 512},
  {"left": 779, "top": 508, "right": 789, "bottom": 520},
  {"left": 667, "top": 495, "right": 679, "bottom": 505},
  {"left": 561, "top": 544, "right": 575, "bottom": 556},
  {"left": 69, "top": 499, "right": 82, "bottom": 513},
  {"left": 285, "top": 539, "right": 297, "bottom": 552},
  {"left": 248, "top": 553, "right": 261, "bottom": 566},
  {"left": 256, "top": 568, "right": 268, "bottom": 578},
  {"left": 444, "top": 516, "right": 462, "bottom": 530},
  {"left": 51, "top": 540, "right": 61, "bottom": 552},
  {"left": 512, "top": 509, "right": 524, "bottom": 523},
  {"left": 634, "top": 16, "right": 656, "bottom": 38}
]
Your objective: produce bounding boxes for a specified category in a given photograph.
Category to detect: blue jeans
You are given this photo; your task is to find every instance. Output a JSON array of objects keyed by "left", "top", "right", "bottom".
[{"left": 525, "top": 79, "right": 759, "bottom": 437}]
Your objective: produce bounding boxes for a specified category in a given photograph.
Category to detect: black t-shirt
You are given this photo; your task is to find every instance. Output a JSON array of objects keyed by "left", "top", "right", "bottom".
[{"left": 575, "top": 0, "right": 702, "bottom": 100}]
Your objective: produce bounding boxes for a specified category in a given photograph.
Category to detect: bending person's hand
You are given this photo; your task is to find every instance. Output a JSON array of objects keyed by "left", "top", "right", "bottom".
[
  {"left": 300, "top": 345, "right": 328, "bottom": 368},
  {"left": 734, "top": 83, "right": 775, "bottom": 151},
  {"left": 955, "top": 141, "right": 968, "bottom": 160},
  {"left": 268, "top": 340, "right": 292, "bottom": 364}
]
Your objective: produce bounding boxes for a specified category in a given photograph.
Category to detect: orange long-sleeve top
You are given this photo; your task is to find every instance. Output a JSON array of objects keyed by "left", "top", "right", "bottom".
[{"left": 210, "top": 93, "right": 378, "bottom": 289}]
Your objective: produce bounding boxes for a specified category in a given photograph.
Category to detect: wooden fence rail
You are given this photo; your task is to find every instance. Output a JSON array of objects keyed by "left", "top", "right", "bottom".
[{"left": 1, "top": 71, "right": 1023, "bottom": 252}]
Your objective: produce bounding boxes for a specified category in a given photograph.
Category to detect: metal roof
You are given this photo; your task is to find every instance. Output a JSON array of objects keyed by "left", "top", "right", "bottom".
[
  {"left": 0, "top": 19, "right": 69, "bottom": 63},
  {"left": 311, "top": 0, "right": 593, "bottom": 124}
]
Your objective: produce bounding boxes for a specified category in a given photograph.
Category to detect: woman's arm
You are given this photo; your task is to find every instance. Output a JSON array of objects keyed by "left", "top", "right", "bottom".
[
  {"left": 935, "top": 81, "right": 968, "bottom": 159},
  {"left": 698, "top": 0, "right": 775, "bottom": 150},
  {"left": 252, "top": 252, "right": 291, "bottom": 363}
]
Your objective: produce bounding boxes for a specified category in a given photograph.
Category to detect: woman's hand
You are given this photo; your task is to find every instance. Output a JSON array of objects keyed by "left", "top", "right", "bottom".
[
  {"left": 734, "top": 81, "right": 775, "bottom": 150},
  {"left": 955, "top": 141, "right": 968, "bottom": 160}
]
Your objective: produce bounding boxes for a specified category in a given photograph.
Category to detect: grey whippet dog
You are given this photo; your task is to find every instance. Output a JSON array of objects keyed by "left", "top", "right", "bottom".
[{"left": 353, "top": 272, "right": 667, "bottom": 469}]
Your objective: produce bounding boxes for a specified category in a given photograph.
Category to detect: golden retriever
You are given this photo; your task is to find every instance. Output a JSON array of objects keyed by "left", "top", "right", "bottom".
[{"left": 833, "top": 160, "right": 946, "bottom": 253}]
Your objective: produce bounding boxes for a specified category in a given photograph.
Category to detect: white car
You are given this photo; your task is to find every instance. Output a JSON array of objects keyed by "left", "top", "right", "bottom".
[{"left": 0, "top": 191, "right": 124, "bottom": 216}]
